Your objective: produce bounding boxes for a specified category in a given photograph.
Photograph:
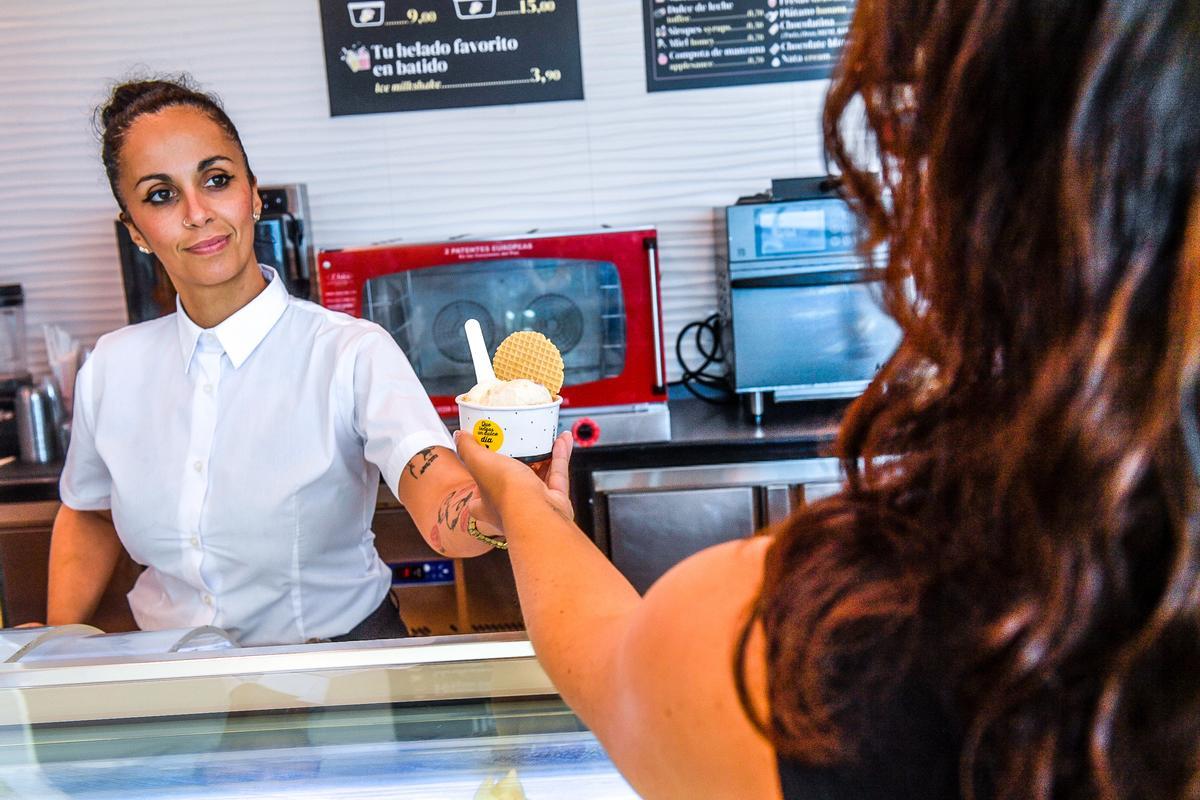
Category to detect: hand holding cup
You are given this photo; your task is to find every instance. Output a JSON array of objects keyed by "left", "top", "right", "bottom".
[{"left": 457, "top": 430, "right": 574, "bottom": 536}]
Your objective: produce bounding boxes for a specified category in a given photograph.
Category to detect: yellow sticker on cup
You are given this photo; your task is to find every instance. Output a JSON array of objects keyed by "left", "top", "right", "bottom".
[{"left": 472, "top": 419, "right": 505, "bottom": 452}]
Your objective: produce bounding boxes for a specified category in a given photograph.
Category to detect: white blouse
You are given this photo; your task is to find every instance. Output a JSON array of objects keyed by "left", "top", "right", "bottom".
[{"left": 61, "top": 267, "right": 453, "bottom": 645}]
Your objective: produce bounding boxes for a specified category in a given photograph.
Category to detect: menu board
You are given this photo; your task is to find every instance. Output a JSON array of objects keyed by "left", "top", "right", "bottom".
[
  {"left": 319, "top": 0, "right": 583, "bottom": 116},
  {"left": 643, "top": 0, "right": 855, "bottom": 92}
]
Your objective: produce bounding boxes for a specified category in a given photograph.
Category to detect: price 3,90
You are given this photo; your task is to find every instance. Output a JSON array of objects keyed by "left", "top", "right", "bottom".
[{"left": 529, "top": 67, "right": 563, "bottom": 83}]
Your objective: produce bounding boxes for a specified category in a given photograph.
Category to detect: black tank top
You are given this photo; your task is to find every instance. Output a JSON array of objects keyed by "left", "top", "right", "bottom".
[{"left": 776, "top": 678, "right": 962, "bottom": 800}]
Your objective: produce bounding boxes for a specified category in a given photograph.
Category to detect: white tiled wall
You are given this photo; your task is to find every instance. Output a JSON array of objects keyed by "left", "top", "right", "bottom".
[{"left": 0, "top": 0, "right": 829, "bottom": 380}]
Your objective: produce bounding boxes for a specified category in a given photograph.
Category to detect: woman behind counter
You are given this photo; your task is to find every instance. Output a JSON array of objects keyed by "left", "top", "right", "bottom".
[
  {"left": 457, "top": 0, "right": 1200, "bottom": 798},
  {"left": 47, "top": 77, "right": 543, "bottom": 646}
]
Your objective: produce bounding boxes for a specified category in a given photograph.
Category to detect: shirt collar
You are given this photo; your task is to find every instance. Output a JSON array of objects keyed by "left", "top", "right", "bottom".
[{"left": 175, "top": 266, "right": 289, "bottom": 371}]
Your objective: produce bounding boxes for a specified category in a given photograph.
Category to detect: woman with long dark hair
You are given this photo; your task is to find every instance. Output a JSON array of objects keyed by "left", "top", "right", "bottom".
[{"left": 455, "top": 1, "right": 1200, "bottom": 797}]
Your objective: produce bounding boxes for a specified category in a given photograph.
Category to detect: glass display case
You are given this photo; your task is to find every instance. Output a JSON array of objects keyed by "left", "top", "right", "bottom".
[{"left": 0, "top": 634, "right": 638, "bottom": 799}]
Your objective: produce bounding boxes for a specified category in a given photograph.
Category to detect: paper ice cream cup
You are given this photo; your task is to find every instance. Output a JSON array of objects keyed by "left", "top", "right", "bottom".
[
  {"left": 453, "top": 0, "right": 497, "bottom": 19},
  {"left": 456, "top": 395, "right": 562, "bottom": 462}
]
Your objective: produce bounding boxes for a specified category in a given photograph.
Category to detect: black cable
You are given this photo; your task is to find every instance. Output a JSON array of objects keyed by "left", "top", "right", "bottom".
[{"left": 673, "top": 313, "right": 736, "bottom": 405}]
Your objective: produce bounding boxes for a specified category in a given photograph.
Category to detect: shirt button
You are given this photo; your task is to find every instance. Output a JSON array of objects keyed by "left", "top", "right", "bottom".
[
  {"left": 190, "top": 536, "right": 200, "bottom": 548},
  {"left": 203, "top": 384, "right": 214, "bottom": 395},
  {"left": 203, "top": 594, "right": 214, "bottom": 607},
  {"left": 193, "top": 460, "right": 203, "bottom": 473}
]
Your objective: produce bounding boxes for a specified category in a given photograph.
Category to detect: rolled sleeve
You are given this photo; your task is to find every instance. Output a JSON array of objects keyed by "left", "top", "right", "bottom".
[
  {"left": 59, "top": 357, "right": 112, "bottom": 510},
  {"left": 352, "top": 327, "right": 454, "bottom": 498}
]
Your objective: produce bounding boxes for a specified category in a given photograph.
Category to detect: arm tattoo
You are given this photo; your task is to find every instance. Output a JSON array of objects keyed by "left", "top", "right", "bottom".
[
  {"left": 406, "top": 447, "right": 439, "bottom": 481},
  {"left": 437, "top": 488, "right": 474, "bottom": 532}
]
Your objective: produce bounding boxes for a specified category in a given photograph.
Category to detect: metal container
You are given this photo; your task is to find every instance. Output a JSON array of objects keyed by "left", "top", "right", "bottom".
[
  {"left": 39, "top": 376, "right": 70, "bottom": 456},
  {"left": 15, "top": 384, "right": 56, "bottom": 463}
]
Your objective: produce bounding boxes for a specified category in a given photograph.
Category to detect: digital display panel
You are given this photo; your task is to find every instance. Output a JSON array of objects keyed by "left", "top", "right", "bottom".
[
  {"left": 754, "top": 199, "right": 858, "bottom": 258},
  {"left": 756, "top": 207, "right": 826, "bottom": 256},
  {"left": 389, "top": 559, "right": 455, "bottom": 586}
]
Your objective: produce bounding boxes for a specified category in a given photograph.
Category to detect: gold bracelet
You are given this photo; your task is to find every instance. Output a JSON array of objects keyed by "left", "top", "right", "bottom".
[{"left": 466, "top": 517, "right": 508, "bottom": 550}]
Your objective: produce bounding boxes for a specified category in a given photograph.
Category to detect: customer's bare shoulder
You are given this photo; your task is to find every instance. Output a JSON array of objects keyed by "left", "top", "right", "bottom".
[{"left": 598, "top": 534, "right": 781, "bottom": 799}]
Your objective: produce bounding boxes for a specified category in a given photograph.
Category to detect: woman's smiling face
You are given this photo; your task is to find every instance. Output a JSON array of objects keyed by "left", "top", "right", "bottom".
[{"left": 117, "top": 104, "right": 261, "bottom": 297}]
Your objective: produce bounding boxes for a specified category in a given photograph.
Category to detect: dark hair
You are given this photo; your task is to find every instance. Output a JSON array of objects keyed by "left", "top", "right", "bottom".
[
  {"left": 749, "top": 2, "right": 1200, "bottom": 798},
  {"left": 96, "top": 74, "right": 255, "bottom": 211}
]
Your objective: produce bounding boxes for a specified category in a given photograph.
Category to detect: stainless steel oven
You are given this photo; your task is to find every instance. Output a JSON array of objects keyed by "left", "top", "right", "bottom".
[{"left": 717, "top": 178, "right": 901, "bottom": 421}]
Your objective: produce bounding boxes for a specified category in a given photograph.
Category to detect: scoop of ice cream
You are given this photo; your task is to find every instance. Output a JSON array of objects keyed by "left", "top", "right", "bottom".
[
  {"left": 474, "top": 769, "right": 526, "bottom": 800},
  {"left": 461, "top": 378, "right": 552, "bottom": 407}
]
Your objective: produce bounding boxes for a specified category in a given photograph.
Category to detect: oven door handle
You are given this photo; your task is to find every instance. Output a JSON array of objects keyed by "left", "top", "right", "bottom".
[{"left": 644, "top": 237, "right": 665, "bottom": 394}]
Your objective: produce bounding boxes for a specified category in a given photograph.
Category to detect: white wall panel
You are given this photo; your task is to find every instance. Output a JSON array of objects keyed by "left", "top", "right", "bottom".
[{"left": 0, "top": 0, "right": 830, "bottom": 380}]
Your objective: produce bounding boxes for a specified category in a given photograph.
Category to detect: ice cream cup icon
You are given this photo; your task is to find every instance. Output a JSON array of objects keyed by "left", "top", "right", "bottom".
[
  {"left": 453, "top": 0, "right": 498, "bottom": 19},
  {"left": 348, "top": 0, "right": 385, "bottom": 26},
  {"left": 457, "top": 395, "right": 563, "bottom": 466}
]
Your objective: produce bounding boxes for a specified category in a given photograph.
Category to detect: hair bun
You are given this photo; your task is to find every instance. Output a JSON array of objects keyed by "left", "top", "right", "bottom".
[
  {"left": 97, "top": 75, "right": 202, "bottom": 131},
  {"left": 99, "top": 82, "right": 145, "bottom": 130}
]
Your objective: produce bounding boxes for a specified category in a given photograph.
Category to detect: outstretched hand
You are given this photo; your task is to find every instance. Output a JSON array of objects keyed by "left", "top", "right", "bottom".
[{"left": 456, "top": 430, "right": 574, "bottom": 537}]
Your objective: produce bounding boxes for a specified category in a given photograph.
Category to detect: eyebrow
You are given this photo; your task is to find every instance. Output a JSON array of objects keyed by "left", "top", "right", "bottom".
[{"left": 134, "top": 155, "right": 236, "bottom": 188}]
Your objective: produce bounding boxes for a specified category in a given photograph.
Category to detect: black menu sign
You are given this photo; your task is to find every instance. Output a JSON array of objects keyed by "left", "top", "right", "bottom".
[
  {"left": 643, "top": 0, "right": 854, "bottom": 92},
  {"left": 319, "top": 0, "right": 583, "bottom": 116}
]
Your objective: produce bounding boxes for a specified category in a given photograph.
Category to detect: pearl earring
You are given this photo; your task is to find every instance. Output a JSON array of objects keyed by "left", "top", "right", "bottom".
[{"left": 137, "top": 246, "right": 151, "bottom": 255}]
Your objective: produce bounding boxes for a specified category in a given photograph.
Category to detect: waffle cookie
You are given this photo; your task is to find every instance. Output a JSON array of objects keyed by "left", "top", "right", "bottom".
[{"left": 492, "top": 331, "right": 564, "bottom": 395}]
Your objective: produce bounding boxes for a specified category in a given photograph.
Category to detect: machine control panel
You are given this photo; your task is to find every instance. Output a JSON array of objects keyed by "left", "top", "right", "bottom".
[{"left": 389, "top": 560, "right": 455, "bottom": 586}]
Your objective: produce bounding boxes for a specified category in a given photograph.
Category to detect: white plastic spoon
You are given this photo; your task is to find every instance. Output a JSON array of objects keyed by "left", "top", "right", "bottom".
[{"left": 464, "top": 319, "right": 496, "bottom": 385}]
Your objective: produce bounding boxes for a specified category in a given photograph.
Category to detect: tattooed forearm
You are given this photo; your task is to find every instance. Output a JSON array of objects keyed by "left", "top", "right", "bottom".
[
  {"left": 406, "top": 447, "right": 439, "bottom": 481},
  {"left": 436, "top": 488, "right": 474, "bottom": 532}
]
